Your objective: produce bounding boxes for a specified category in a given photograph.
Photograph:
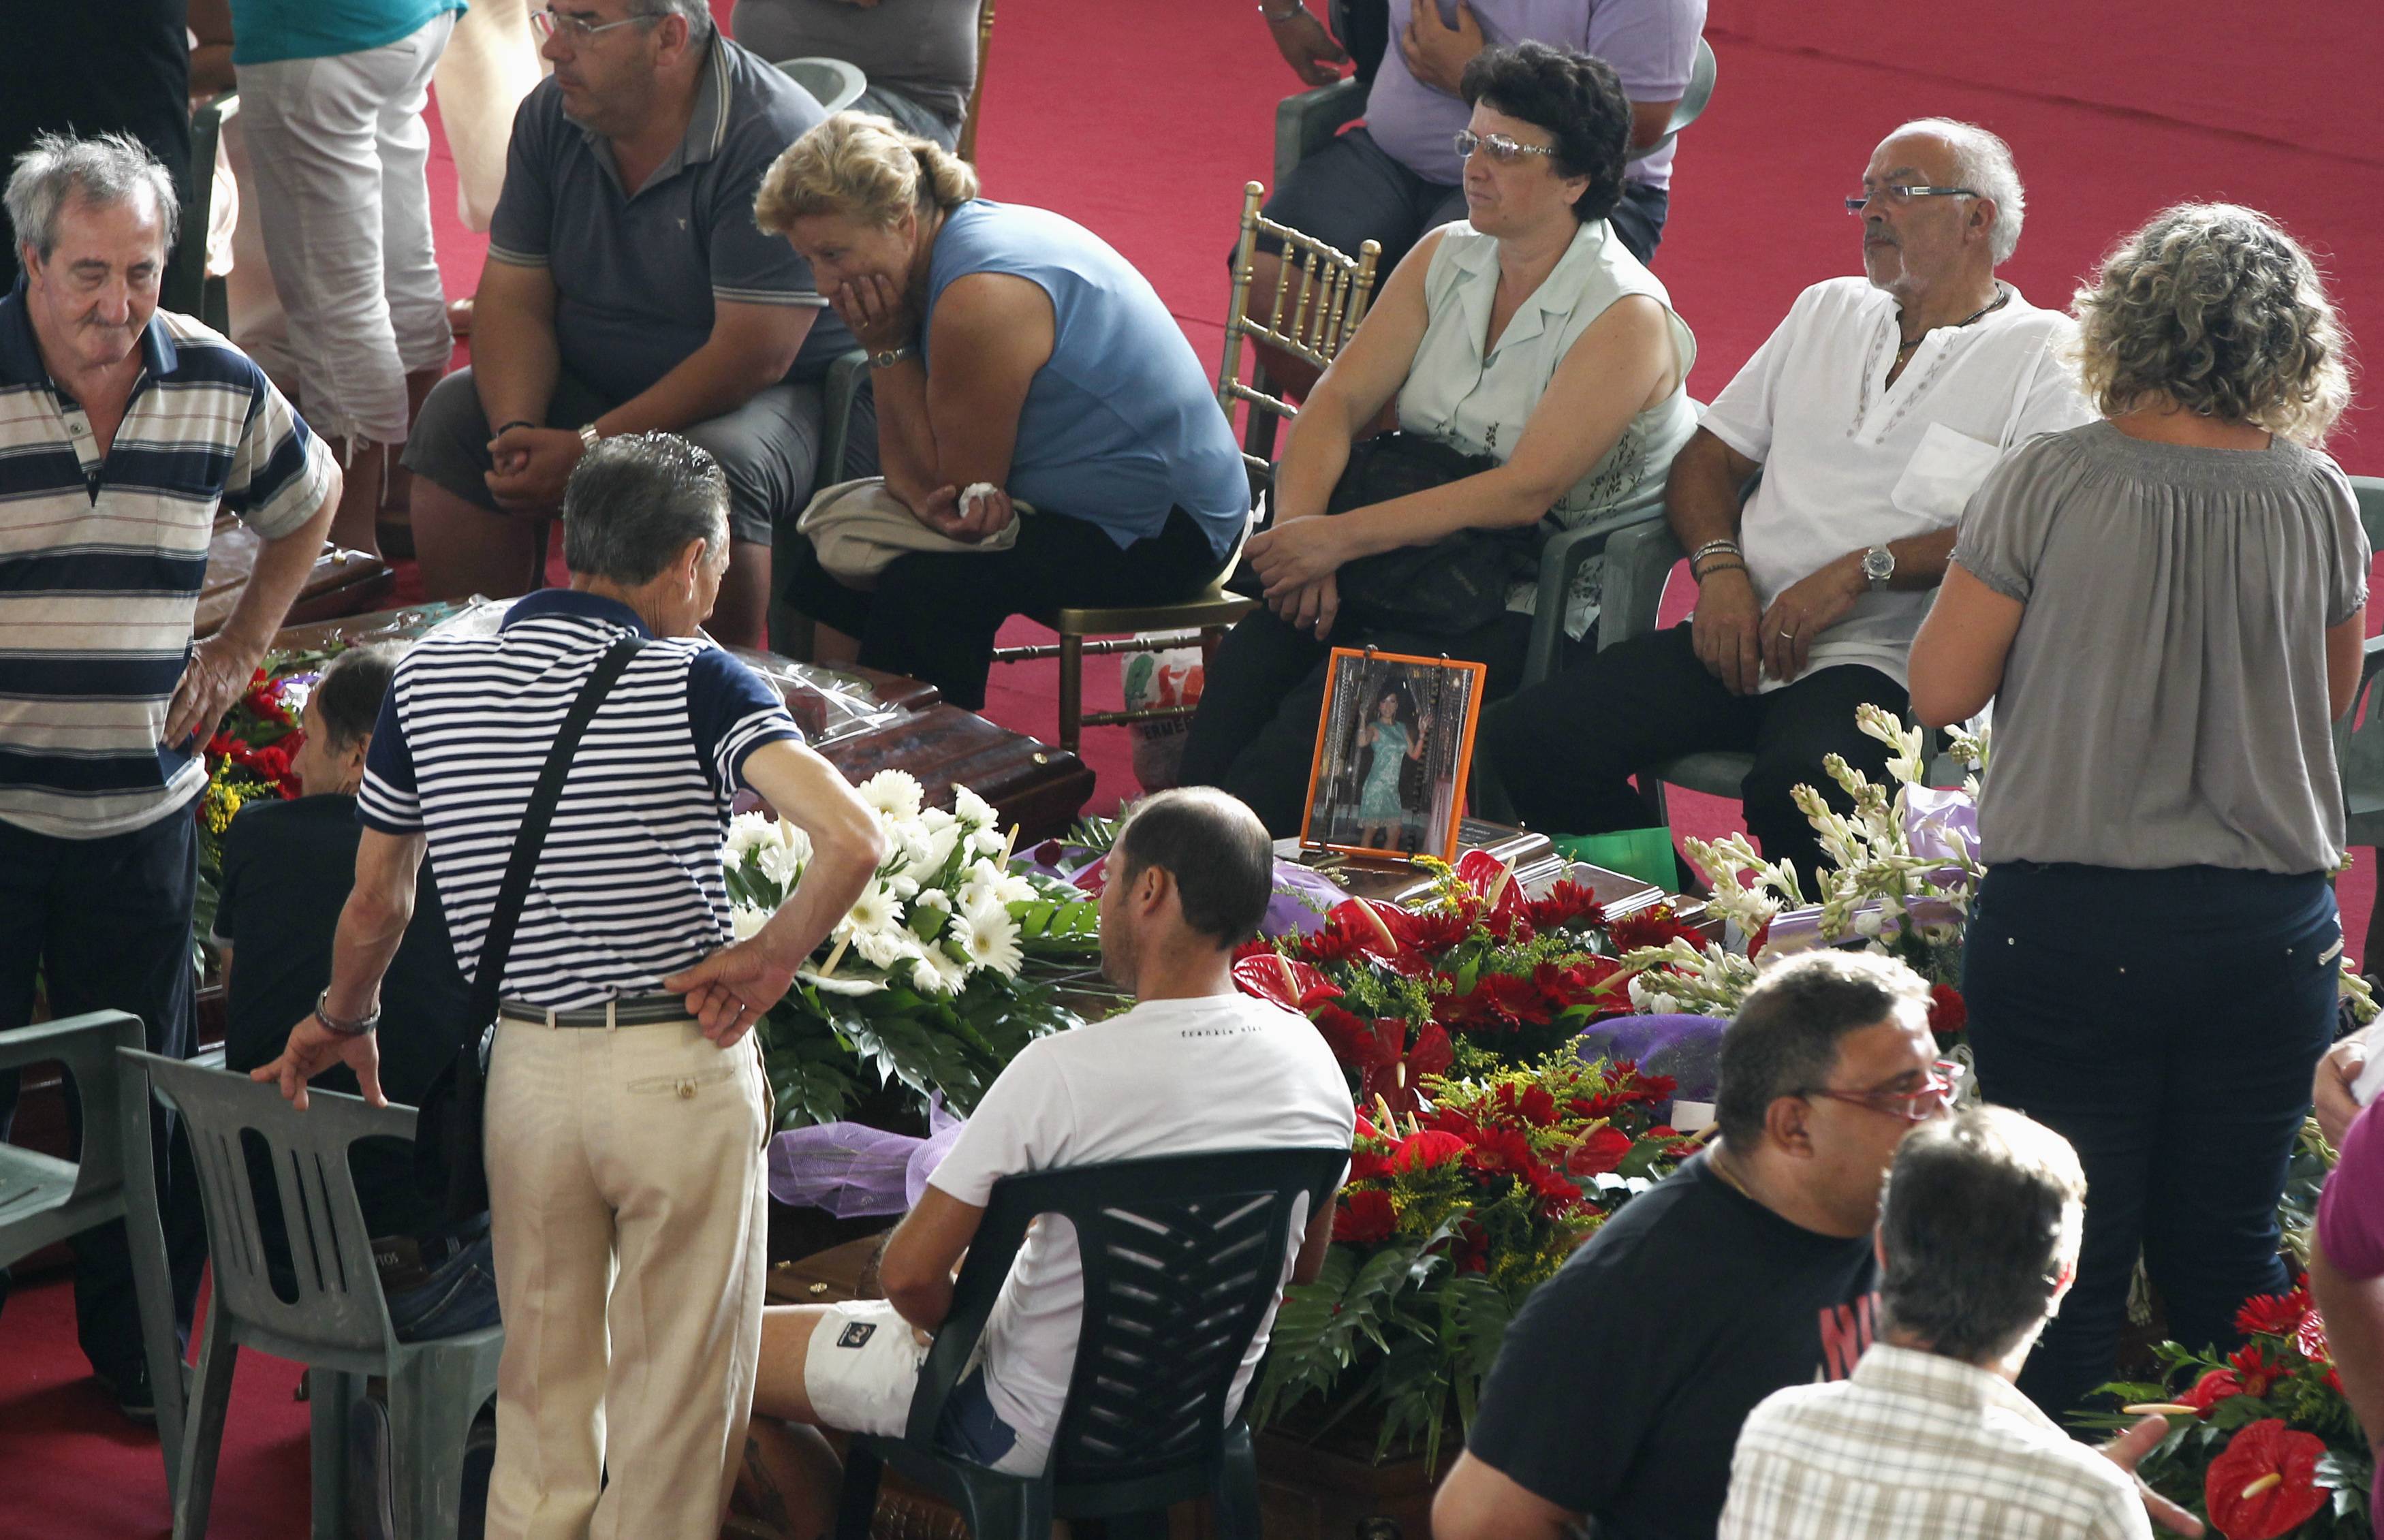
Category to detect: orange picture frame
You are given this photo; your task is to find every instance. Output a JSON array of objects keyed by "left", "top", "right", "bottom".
[{"left": 1297, "top": 647, "right": 1490, "bottom": 864}]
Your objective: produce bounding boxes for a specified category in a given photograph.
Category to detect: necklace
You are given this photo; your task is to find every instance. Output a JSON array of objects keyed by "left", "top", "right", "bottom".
[
  {"left": 1852, "top": 286, "right": 2011, "bottom": 439},
  {"left": 1707, "top": 1143, "right": 1759, "bottom": 1204}
]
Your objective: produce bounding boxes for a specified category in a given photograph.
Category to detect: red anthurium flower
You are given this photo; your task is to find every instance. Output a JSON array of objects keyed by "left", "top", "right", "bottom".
[
  {"left": 1360, "top": 1023, "right": 1454, "bottom": 1119},
  {"left": 2294, "top": 1310, "right": 2330, "bottom": 1367},
  {"left": 2235, "top": 1285, "right": 2312, "bottom": 1339},
  {"left": 2203, "top": 1418, "right": 2327, "bottom": 1540},
  {"left": 1454, "top": 850, "right": 1531, "bottom": 940},
  {"left": 1232, "top": 953, "right": 1343, "bottom": 1013},
  {"left": 1389, "top": 1129, "right": 1469, "bottom": 1174},
  {"left": 1310, "top": 1004, "right": 1379, "bottom": 1067},
  {"left": 1926, "top": 982, "right": 1966, "bottom": 1039},
  {"left": 1565, "top": 1125, "right": 1635, "bottom": 1178},
  {"left": 1333, "top": 1189, "right": 1397, "bottom": 1244},
  {"left": 2180, "top": 1367, "right": 2244, "bottom": 1417}
]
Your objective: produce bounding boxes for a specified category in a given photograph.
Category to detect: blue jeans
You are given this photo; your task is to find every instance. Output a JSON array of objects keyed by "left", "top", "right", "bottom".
[
  {"left": 1963, "top": 861, "right": 2340, "bottom": 1424},
  {"left": 386, "top": 1233, "right": 501, "bottom": 1343}
]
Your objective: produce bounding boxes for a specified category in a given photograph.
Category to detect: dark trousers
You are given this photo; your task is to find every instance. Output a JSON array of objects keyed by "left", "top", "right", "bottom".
[
  {"left": 1964, "top": 861, "right": 2340, "bottom": 1424},
  {"left": 1178, "top": 607, "right": 1535, "bottom": 838},
  {"left": 0, "top": 811, "right": 208, "bottom": 1381},
  {"left": 1476, "top": 623, "right": 1909, "bottom": 885},
  {"left": 783, "top": 505, "right": 1229, "bottom": 712}
]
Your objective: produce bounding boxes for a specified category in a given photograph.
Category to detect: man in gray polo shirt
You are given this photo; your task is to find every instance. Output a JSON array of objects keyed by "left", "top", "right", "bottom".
[{"left": 407, "top": 0, "right": 853, "bottom": 649}]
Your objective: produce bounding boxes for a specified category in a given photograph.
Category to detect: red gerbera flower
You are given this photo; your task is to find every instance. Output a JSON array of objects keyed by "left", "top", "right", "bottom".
[
  {"left": 1333, "top": 1189, "right": 1397, "bottom": 1244},
  {"left": 1524, "top": 880, "right": 1606, "bottom": 934},
  {"left": 1606, "top": 906, "right": 1704, "bottom": 954},
  {"left": 2203, "top": 1418, "right": 2327, "bottom": 1540},
  {"left": 2227, "top": 1345, "right": 2284, "bottom": 1400},
  {"left": 1926, "top": 982, "right": 1966, "bottom": 1039},
  {"left": 1386, "top": 907, "right": 1473, "bottom": 956},
  {"left": 1389, "top": 1129, "right": 1469, "bottom": 1174},
  {"left": 2234, "top": 1285, "right": 2312, "bottom": 1340},
  {"left": 1434, "top": 971, "right": 1552, "bottom": 1032}
]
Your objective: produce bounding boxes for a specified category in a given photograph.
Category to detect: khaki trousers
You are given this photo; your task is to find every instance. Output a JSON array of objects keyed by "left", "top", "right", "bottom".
[{"left": 483, "top": 1018, "right": 771, "bottom": 1540}]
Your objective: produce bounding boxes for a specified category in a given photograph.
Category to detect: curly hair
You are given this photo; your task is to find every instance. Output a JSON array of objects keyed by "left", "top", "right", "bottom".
[
  {"left": 2071, "top": 203, "right": 2352, "bottom": 446},
  {"left": 1459, "top": 42, "right": 1631, "bottom": 224},
  {"left": 755, "top": 111, "right": 979, "bottom": 234}
]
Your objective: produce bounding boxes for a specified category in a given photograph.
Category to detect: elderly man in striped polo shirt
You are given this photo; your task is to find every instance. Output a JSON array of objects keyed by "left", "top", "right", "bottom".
[
  {"left": 0, "top": 131, "right": 339, "bottom": 1419},
  {"left": 259, "top": 433, "right": 884, "bottom": 1538}
]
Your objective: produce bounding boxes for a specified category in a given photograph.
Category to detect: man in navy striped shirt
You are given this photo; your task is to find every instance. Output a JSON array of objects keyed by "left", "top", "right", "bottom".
[
  {"left": 257, "top": 434, "right": 883, "bottom": 1539},
  {"left": 0, "top": 131, "right": 339, "bottom": 1419}
]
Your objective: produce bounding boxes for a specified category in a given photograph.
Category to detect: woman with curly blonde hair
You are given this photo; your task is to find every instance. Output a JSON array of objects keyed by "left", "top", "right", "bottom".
[{"left": 1909, "top": 203, "right": 2370, "bottom": 1422}]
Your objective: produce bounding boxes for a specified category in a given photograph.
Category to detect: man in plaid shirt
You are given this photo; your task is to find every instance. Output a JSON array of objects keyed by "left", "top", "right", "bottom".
[{"left": 1721, "top": 1106, "right": 2200, "bottom": 1540}]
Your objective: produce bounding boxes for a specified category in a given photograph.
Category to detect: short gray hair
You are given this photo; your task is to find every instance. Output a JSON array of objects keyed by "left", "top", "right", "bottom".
[
  {"left": 1715, "top": 950, "right": 1930, "bottom": 1150},
  {"left": 632, "top": 0, "right": 715, "bottom": 38},
  {"left": 1879, "top": 1106, "right": 2086, "bottom": 1364},
  {"left": 561, "top": 433, "right": 730, "bottom": 585},
  {"left": 1890, "top": 117, "right": 2025, "bottom": 265},
  {"left": 4, "top": 131, "right": 180, "bottom": 265}
]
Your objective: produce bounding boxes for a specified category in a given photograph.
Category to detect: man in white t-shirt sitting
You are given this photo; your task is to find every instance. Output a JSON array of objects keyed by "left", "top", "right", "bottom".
[
  {"left": 1479, "top": 118, "right": 2092, "bottom": 883},
  {"left": 744, "top": 788, "right": 1354, "bottom": 1518}
]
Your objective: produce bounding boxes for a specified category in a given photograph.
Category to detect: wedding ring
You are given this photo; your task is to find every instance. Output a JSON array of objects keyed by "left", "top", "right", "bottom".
[{"left": 1778, "top": 629, "right": 1795, "bottom": 640}]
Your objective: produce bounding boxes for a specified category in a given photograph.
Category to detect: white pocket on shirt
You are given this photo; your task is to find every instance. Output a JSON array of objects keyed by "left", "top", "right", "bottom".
[{"left": 1889, "top": 422, "right": 2003, "bottom": 523}]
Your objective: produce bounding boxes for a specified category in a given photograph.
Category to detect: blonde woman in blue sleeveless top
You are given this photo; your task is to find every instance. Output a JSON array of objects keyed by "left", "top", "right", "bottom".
[
  {"left": 1181, "top": 42, "right": 1696, "bottom": 835},
  {"left": 755, "top": 115, "right": 1249, "bottom": 709}
]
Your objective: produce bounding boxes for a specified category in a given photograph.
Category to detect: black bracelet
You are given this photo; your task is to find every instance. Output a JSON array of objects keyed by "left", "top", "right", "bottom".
[{"left": 493, "top": 418, "right": 536, "bottom": 436}]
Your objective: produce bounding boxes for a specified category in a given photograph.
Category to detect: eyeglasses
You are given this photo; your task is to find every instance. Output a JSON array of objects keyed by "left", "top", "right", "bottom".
[
  {"left": 1802, "top": 1058, "right": 1964, "bottom": 1122},
  {"left": 530, "top": 5, "right": 661, "bottom": 42},
  {"left": 1845, "top": 185, "right": 1979, "bottom": 215},
  {"left": 1454, "top": 130, "right": 1558, "bottom": 166}
]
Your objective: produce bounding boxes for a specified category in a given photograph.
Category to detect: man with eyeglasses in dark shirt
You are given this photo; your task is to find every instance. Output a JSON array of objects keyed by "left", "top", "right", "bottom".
[{"left": 1434, "top": 950, "right": 1956, "bottom": 1540}]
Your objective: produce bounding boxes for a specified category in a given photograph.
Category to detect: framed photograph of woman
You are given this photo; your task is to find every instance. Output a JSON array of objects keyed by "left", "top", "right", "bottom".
[{"left": 1298, "top": 648, "right": 1490, "bottom": 862}]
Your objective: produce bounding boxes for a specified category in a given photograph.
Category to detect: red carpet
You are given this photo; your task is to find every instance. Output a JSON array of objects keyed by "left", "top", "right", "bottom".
[{"left": 5, "top": 4, "right": 2379, "bottom": 1533}]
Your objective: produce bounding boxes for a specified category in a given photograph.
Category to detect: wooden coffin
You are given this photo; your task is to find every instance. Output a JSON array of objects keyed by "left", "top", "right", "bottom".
[
  {"left": 195, "top": 515, "right": 394, "bottom": 638},
  {"left": 275, "top": 604, "right": 1095, "bottom": 841}
]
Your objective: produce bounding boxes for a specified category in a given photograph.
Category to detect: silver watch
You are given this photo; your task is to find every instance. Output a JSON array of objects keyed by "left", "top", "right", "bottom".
[
  {"left": 1862, "top": 543, "right": 1896, "bottom": 591},
  {"left": 869, "top": 345, "right": 914, "bottom": 370}
]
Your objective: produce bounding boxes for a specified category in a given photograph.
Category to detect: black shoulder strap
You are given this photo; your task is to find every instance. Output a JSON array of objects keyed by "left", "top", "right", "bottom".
[{"left": 468, "top": 633, "right": 645, "bottom": 1017}]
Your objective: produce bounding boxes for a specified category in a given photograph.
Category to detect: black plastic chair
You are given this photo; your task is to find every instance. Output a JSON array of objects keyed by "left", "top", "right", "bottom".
[{"left": 831, "top": 1146, "right": 1349, "bottom": 1540}]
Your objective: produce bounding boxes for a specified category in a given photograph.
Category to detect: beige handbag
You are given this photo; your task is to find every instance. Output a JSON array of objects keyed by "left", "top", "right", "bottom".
[{"left": 795, "top": 477, "right": 1023, "bottom": 590}]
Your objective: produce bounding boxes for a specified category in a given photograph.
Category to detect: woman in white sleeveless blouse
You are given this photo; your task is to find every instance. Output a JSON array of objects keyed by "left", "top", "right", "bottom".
[{"left": 1182, "top": 41, "right": 1695, "bottom": 836}]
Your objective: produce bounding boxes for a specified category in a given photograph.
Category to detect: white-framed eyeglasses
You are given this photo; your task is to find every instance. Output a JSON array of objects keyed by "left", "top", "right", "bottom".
[
  {"left": 1845, "top": 185, "right": 1979, "bottom": 215},
  {"left": 1454, "top": 130, "right": 1558, "bottom": 166},
  {"left": 530, "top": 5, "right": 662, "bottom": 42}
]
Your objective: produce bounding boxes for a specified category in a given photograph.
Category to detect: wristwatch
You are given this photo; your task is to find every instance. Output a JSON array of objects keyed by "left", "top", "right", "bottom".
[
  {"left": 577, "top": 422, "right": 601, "bottom": 452},
  {"left": 314, "top": 986, "right": 381, "bottom": 1037},
  {"left": 868, "top": 345, "right": 914, "bottom": 370},
  {"left": 1862, "top": 543, "right": 1896, "bottom": 591}
]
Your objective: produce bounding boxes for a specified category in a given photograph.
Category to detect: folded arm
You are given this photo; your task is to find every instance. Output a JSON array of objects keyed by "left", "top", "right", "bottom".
[{"left": 871, "top": 271, "right": 1054, "bottom": 518}]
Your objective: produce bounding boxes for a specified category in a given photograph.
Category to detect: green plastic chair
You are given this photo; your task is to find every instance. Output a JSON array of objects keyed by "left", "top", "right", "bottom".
[
  {"left": 125, "top": 1049, "right": 503, "bottom": 1540},
  {"left": 0, "top": 1012, "right": 189, "bottom": 1490},
  {"left": 1273, "top": 31, "right": 1717, "bottom": 190},
  {"left": 164, "top": 93, "right": 238, "bottom": 328},
  {"left": 831, "top": 1146, "right": 1349, "bottom": 1540}
]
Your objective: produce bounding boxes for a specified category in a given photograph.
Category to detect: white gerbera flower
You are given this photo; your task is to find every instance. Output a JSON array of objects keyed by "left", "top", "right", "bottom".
[
  {"left": 967, "top": 826, "right": 1005, "bottom": 858},
  {"left": 858, "top": 769, "right": 924, "bottom": 821},
  {"left": 952, "top": 785, "right": 997, "bottom": 830},
  {"left": 853, "top": 926, "right": 922, "bottom": 971},
  {"left": 908, "top": 947, "right": 967, "bottom": 996},
  {"left": 956, "top": 900, "right": 1024, "bottom": 977},
  {"left": 834, "top": 879, "right": 899, "bottom": 942},
  {"left": 756, "top": 838, "right": 805, "bottom": 892},
  {"left": 728, "top": 903, "right": 770, "bottom": 942},
  {"left": 724, "top": 811, "right": 776, "bottom": 864},
  {"left": 990, "top": 871, "right": 1038, "bottom": 905},
  {"left": 955, "top": 862, "right": 1001, "bottom": 913}
]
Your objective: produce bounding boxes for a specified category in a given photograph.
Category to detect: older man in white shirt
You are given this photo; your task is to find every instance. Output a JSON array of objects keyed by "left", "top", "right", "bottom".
[
  {"left": 1720, "top": 1106, "right": 2199, "bottom": 1540},
  {"left": 1479, "top": 117, "right": 2092, "bottom": 883}
]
